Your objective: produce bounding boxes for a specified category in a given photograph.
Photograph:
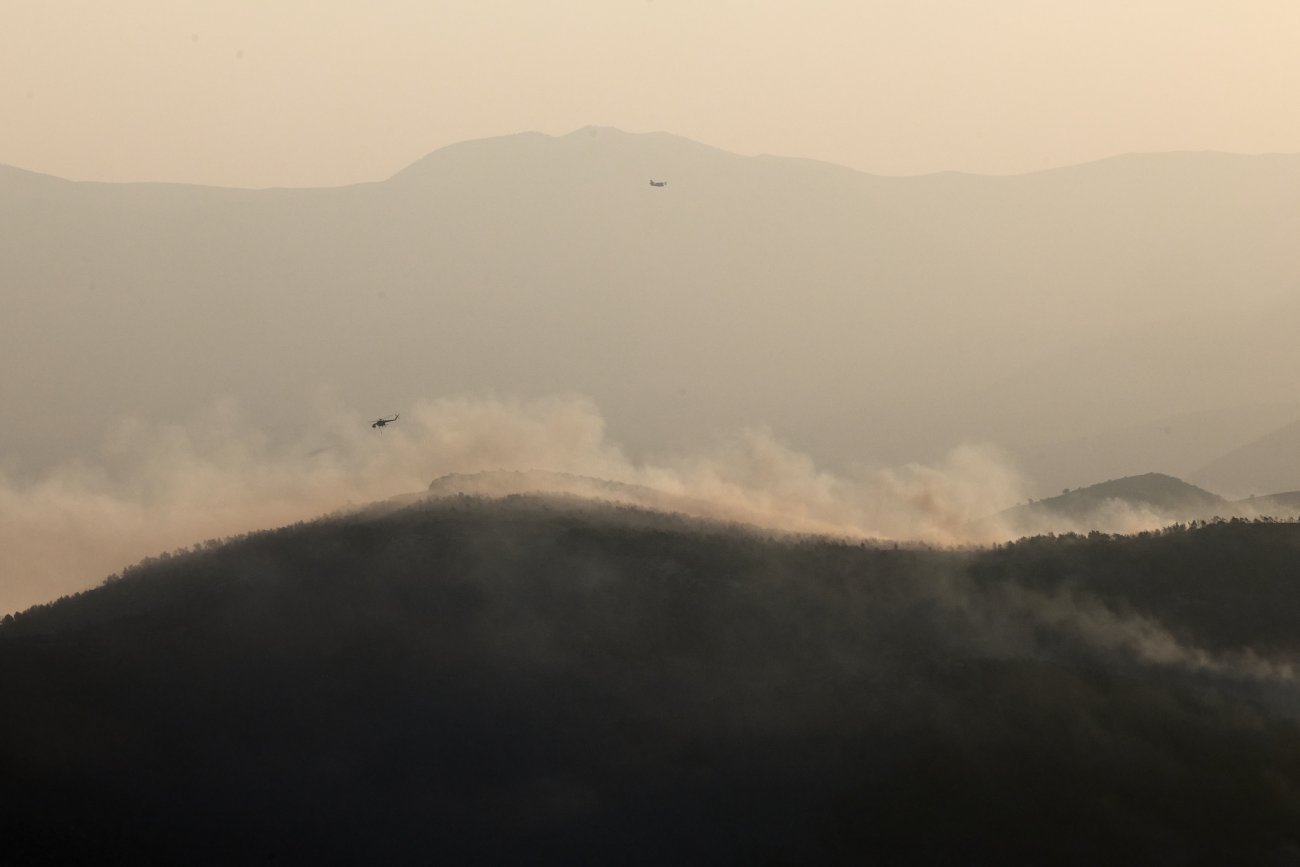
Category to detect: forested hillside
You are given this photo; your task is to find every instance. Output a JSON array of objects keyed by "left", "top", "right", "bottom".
[{"left": 3, "top": 497, "right": 1300, "bottom": 864}]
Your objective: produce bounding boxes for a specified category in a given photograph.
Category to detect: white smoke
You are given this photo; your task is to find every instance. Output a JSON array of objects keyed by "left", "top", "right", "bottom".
[{"left": 0, "top": 393, "right": 1029, "bottom": 615}]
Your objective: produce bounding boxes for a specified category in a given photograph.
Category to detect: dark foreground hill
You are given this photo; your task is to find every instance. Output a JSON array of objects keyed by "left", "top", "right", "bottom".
[{"left": 4, "top": 497, "right": 1300, "bottom": 865}]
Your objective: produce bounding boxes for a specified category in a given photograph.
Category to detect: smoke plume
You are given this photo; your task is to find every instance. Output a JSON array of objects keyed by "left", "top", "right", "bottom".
[{"left": 1, "top": 393, "right": 1033, "bottom": 614}]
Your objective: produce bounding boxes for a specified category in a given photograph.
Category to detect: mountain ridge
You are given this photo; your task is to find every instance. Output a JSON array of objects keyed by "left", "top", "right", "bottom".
[
  {"left": 1193, "top": 419, "right": 1300, "bottom": 497},
  {"left": 6, "top": 126, "right": 1300, "bottom": 189},
  {"left": 6, "top": 126, "right": 1300, "bottom": 495}
]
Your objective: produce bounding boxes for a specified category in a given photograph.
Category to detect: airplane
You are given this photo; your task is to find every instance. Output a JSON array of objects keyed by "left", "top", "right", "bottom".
[
  {"left": 649, "top": 179, "right": 667, "bottom": 187},
  {"left": 371, "top": 414, "right": 399, "bottom": 429}
]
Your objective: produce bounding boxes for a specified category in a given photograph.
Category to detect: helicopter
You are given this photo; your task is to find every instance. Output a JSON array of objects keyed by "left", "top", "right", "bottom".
[{"left": 371, "top": 414, "right": 399, "bottom": 430}]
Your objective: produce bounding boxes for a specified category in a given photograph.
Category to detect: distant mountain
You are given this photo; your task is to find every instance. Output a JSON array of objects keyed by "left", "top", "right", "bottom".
[
  {"left": 5, "top": 129, "right": 1300, "bottom": 481},
  {"left": 998, "top": 472, "right": 1229, "bottom": 535},
  {"left": 994, "top": 403, "right": 1300, "bottom": 498},
  {"left": 1192, "top": 419, "right": 1300, "bottom": 498},
  {"left": 1233, "top": 490, "right": 1300, "bottom": 518},
  {"left": 4, "top": 496, "right": 1300, "bottom": 862}
]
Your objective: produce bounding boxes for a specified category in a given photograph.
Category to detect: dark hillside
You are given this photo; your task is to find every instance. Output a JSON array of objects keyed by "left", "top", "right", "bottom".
[
  {"left": 972, "top": 519, "right": 1300, "bottom": 656},
  {"left": 3, "top": 497, "right": 1300, "bottom": 865}
]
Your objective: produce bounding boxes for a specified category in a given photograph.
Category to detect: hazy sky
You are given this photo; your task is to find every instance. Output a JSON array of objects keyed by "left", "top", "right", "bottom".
[{"left": 5, "top": 0, "right": 1299, "bottom": 188}]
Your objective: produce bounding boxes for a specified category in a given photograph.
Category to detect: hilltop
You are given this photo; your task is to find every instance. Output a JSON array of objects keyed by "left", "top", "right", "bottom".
[{"left": 426, "top": 468, "right": 665, "bottom": 502}]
